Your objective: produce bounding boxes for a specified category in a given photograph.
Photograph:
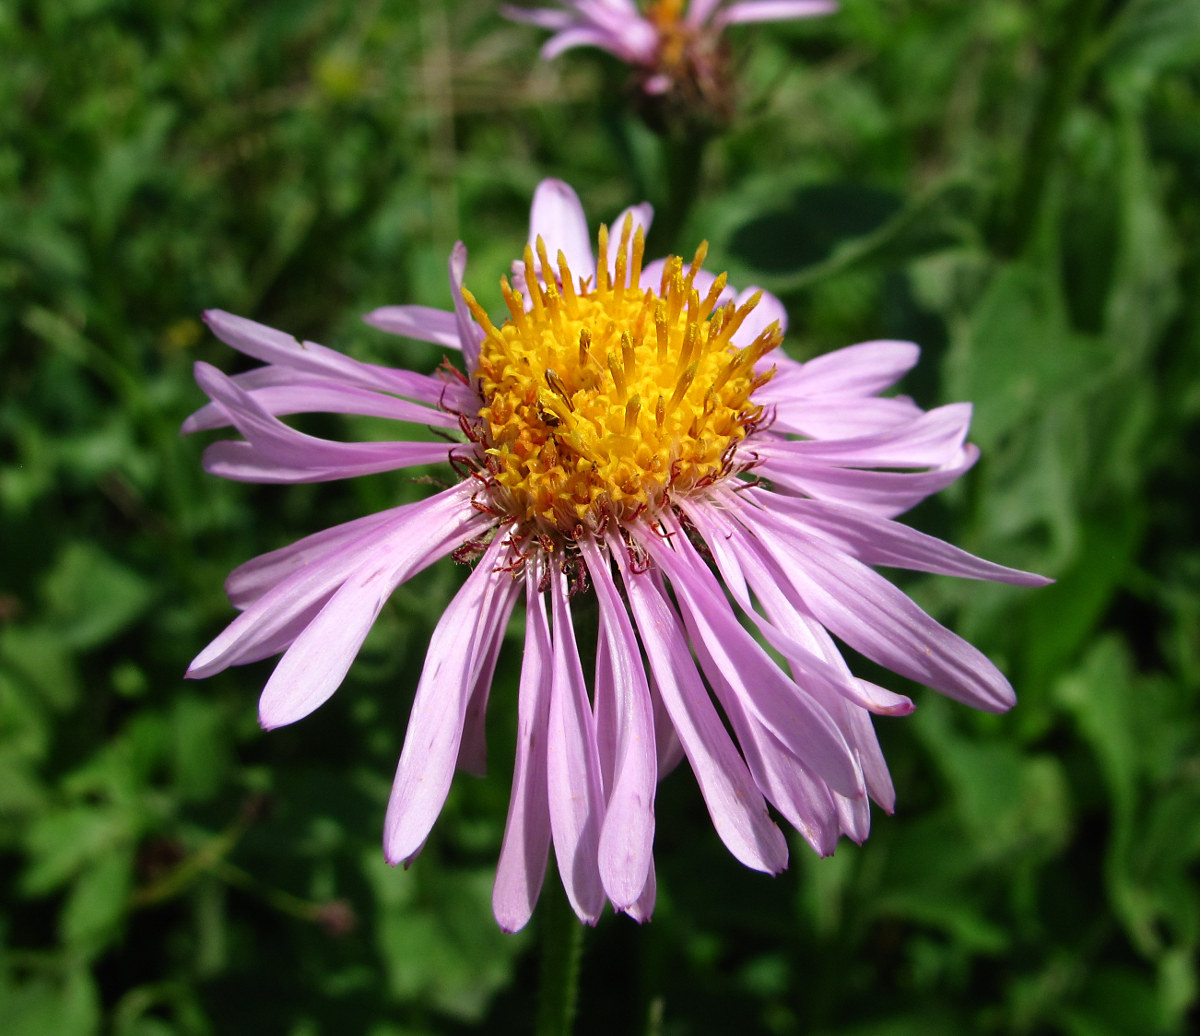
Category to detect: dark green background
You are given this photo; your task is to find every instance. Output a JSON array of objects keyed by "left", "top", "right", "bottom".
[{"left": 2, "top": 0, "right": 1198, "bottom": 1032}]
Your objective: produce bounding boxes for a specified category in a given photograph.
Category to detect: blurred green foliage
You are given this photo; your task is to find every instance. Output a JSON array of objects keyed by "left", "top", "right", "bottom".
[{"left": 1, "top": 0, "right": 1198, "bottom": 1032}]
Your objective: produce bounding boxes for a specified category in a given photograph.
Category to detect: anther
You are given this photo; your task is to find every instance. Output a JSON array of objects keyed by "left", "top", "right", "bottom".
[
  {"left": 544, "top": 369, "right": 574, "bottom": 410},
  {"left": 668, "top": 361, "right": 697, "bottom": 411},
  {"left": 523, "top": 244, "right": 544, "bottom": 316},
  {"left": 596, "top": 224, "right": 610, "bottom": 292},
  {"left": 624, "top": 395, "right": 641, "bottom": 435},
  {"left": 608, "top": 354, "right": 627, "bottom": 399},
  {"left": 655, "top": 303, "right": 670, "bottom": 364},
  {"left": 621, "top": 331, "right": 637, "bottom": 379},
  {"left": 557, "top": 250, "right": 579, "bottom": 315}
]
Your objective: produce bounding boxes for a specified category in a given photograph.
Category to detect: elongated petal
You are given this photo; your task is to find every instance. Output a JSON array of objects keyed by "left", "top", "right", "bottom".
[
  {"left": 194, "top": 362, "right": 455, "bottom": 480},
  {"left": 757, "top": 444, "right": 979, "bottom": 517},
  {"left": 746, "top": 491, "right": 1051, "bottom": 586},
  {"left": 225, "top": 509, "right": 401, "bottom": 610},
  {"left": 530, "top": 179, "right": 595, "bottom": 283},
  {"left": 686, "top": 0, "right": 725, "bottom": 25},
  {"left": 708, "top": 684, "right": 840, "bottom": 857},
  {"left": 639, "top": 522, "right": 864, "bottom": 797},
  {"left": 759, "top": 395, "right": 924, "bottom": 439},
  {"left": 759, "top": 525, "right": 1018, "bottom": 712},
  {"left": 201, "top": 440, "right": 456, "bottom": 484},
  {"left": 457, "top": 571, "right": 522, "bottom": 776},
  {"left": 756, "top": 404, "right": 972, "bottom": 469},
  {"left": 363, "top": 305, "right": 463, "bottom": 349},
  {"left": 682, "top": 499, "right": 914, "bottom": 717},
  {"left": 625, "top": 861, "right": 656, "bottom": 924},
  {"left": 581, "top": 538, "right": 656, "bottom": 910},
  {"left": 613, "top": 539, "right": 788, "bottom": 873},
  {"left": 448, "top": 242, "right": 485, "bottom": 375},
  {"left": 188, "top": 486, "right": 478, "bottom": 677},
  {"left": 493, "top": 565, "right": 554, "bottom": 932},
  {"left": 717, "top": 1, "right": 839, "bottom": 27},
  {"left": 202, "top": 309, "right": 465, "bottom": 409},
  {"left": 777, "top": 340, "right": 920, "bottom": 397},
  {"left": 256, "top": 558, "right": 401, "bottom": 729},
  {"left": 546, "top": 570, "right": 606, "bottom": 923},
  {"left": 385, "top": 536, "right": 514, "bottom": 864},
  {"left": 193, "top": 380, "right": 459, "bottom": 434}
]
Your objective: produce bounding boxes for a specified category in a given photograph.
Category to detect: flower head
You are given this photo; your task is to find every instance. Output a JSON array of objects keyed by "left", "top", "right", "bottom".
[
  {"left": 505, "top": 0, "right": 837, "bottom": 125},
  {"left": 185, "top": 178, "right": 1047, "bottom": 931}
]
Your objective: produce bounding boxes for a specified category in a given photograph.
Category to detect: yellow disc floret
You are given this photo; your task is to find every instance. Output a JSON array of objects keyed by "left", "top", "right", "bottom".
[{"left": 462, "top": 217, "right": 781, "bottom": 539}]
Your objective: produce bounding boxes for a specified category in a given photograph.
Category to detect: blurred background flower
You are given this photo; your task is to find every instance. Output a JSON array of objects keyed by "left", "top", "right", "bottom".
[{"left": 504, "top": 0, "right": 836, "bottom": 129}]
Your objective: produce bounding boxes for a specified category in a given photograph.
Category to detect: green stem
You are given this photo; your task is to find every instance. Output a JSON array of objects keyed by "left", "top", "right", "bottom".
[
  {"left": 1001, "top": 0, "right": 1108, "bottom": 257},
  {"left": 653, "top": 127, "right": 711, "bottom": 255},
  {"left": 535, "top": 861, "right": 586, "bottom": 1036}
]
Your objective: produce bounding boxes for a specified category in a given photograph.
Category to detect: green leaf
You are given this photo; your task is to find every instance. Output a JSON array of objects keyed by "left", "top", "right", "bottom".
[
  {"left": 40, "top": 541, "right": 153, "bottom": 652},
  {"left": 60, "top": 848, "right": 134, "bottom": 956}
]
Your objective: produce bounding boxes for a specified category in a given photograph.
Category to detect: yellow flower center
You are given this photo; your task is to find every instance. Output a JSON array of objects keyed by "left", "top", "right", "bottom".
[
  {"left": 646, "top": 0, "right": 691, "bottom": 70},
  {"left": 462, "top": 218, "right": 781, "bottom": 540}
]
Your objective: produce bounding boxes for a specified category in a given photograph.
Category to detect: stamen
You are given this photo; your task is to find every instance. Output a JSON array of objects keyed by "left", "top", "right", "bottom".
[
  {"left": 461, "top": 287, "right": 506, "bottom": 348},
  {"left": 624, "top": 395, "right": 641, "bottom": 435},
  {"left": 523, "top": 244, "right": 544, "bottom": 317},
  {"left": 630, "top": 226, "right": 645, "bottom": 290},
  {"left": 621, "top": 331, "right": 637, "bottom": 379},
  {"left": 557, "top": 250, "right": 579, "bottom": 316},
  {"left": 668, "top": 361, "right": 697, "bottom": 412},
  {"left": 700, "top": 272, "right": 727, "bottom": 318},
  {"left": 608, "top": 354, "right": 627, "bottom": 400},
  {"left": 655, "top": 303, "right": 669, "bottom": 364},
  {"left": 596, "top": 224, "right": 610, "bottom": 293},
  {"left": 578, "top": 327, "right": 592, "bottom": 368},
  {"left": 545, "top": 369, "right": 574, "bottom": 411}
]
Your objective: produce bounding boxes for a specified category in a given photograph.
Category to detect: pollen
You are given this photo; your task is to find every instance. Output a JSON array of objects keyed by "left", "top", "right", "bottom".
[{"left": 464, "top": 217, "right": 781, "bottom": 539}]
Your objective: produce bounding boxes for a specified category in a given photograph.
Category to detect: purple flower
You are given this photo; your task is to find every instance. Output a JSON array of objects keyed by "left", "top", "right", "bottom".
[
  {"left": 185, "top": 178, "right": 1047, "bottom": 931},
  {"left": 505, "top": 0, "right": 836, "bottom": 119}
]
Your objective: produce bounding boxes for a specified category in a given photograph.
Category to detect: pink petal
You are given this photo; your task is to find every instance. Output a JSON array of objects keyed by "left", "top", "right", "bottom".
[
  {"left": 716, "top": 1, "right": 838, "bottom": 26},
  {"left": 624, "top": 861, "right": 656, "bottom": 924},
  {"left": 457, "top": 571, "right": 522, "bottom": 776},
  {"left": 256, "top": 558, "right": 402, "bottom": 729},
  {"left": 756, "top": 403, "right": 973, "bottom": 469},
  {"left": 384, "top": 535, "right": 516, "bottom": 864},
  {"left": 682, "top": 499, "right": 914, "bottom": 718},
  {"left": 613, "top": 537, "right": 789, "bottom": 874},
  {"left": 581, "top": 539, "right": 656, "bottom": 911},
  {"left": 362, "top": 305, "right": 463, "bottom": 350},
  {"left": 529, "top": 179, "right": 596, "bottom": 284},
  {"left": 188, "top": 486, "right": 478, "bottom": 678},
  {"left": 756, "top": 444, "right": 979, "bottom": 517},
  {"left": 193, "top": 361, "right": 456, "bottom": 482},
  {"left": 757, "top": 525, "right": 1018, "bottom": 712},
  {"left": 448, "top": 242, "right": 485, "bottom": 375},
  {"left": 781, "top": 340, "right": 920, "bottom": 398},
  {"left": 202, "top": 309, "right": 465, "bottom": 409},
  {"left": 639, "top": 521, "right": 864, "bottom": 798},
  {"left": 759, "top": 395, "right": 924, "bottom": 439},
  {"left": 192, "top": 380, "right": 459, "bottom": 432},
  {"left": 746, "top": 491, "right": 1051, "bottom": 586},
  {"left": 493, "top": 565, "right": 554, "bottom": 933},
  {"left": 546, "top": 570, "right": 606, "bottom": 924}
]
